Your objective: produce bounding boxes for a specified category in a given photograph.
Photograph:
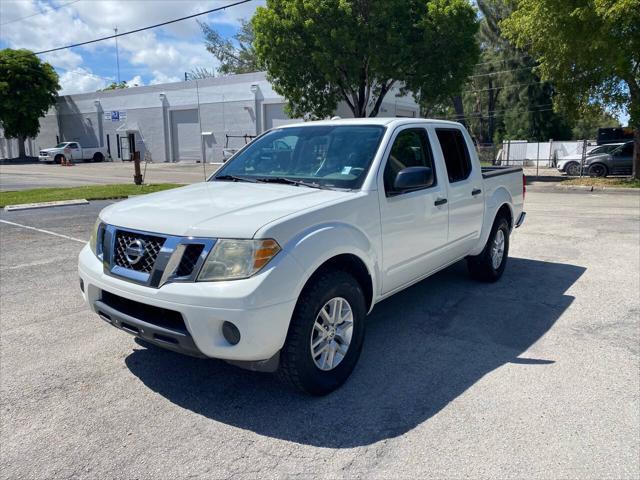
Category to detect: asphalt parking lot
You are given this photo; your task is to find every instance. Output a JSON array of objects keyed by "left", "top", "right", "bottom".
[{"left": 1, "top": 189, "right": 639, "bottom": 479}]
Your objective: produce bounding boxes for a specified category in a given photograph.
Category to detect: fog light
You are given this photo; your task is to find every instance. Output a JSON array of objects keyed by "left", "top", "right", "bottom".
[{"left": 222, "top": 321, "right": 241, "bottom": 345}]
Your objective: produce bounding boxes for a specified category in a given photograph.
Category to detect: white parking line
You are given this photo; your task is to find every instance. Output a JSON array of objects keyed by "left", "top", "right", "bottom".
[{"left": 0, "top": 219, "right": 86, "bottom": 244}]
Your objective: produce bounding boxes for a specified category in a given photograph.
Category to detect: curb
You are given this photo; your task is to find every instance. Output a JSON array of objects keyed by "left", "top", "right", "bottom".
[
  {"left": 4, "top": 198, "right": 89, "bottom": 211},
  {"left": 553, "top": 184, "right": 640, "bottom": 193}
]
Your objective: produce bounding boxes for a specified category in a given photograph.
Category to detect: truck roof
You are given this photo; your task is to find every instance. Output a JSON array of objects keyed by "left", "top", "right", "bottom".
[{"left": 280, "top": 117, "right": 463, "bottom": 129}]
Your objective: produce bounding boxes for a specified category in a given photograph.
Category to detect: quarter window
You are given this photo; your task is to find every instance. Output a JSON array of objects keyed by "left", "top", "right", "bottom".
[
  {"left": 436, "top": 129, "right": 472, "bottom": 182},
  {"left": 383, "top": 128, "right": 435, "bottom": 193}
]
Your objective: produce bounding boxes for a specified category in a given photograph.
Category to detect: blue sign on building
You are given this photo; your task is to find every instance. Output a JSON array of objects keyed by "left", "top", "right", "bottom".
[{"left": 111, "top": 111, "right": 120, "bottom": 122}]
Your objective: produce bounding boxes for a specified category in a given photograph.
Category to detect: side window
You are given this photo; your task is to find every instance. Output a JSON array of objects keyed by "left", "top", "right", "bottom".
[
  {"left": 619, "top": 143, "right": 634, "bottom": 156},
  {"left": 68, "top": 143, "right": 79, "bottom": 149},
  {"left": 384, "top": 128, "right": 435, "bottom": 193},
  {"left": 436, "top": 129, "right": 472, "bottom": 182}
]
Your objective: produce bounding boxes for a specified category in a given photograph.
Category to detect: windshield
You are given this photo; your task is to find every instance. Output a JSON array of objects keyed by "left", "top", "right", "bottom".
[{"left": 212, "top": 125, "right": 386, "bottom": 189}]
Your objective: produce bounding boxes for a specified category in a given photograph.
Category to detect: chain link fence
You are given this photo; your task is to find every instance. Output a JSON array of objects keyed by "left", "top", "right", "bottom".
[{"left": 475, "top": 139, "right": 592, "bottom": 177}]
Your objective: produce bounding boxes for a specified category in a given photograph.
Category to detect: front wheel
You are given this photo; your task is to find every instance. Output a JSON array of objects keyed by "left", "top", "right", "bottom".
[
  {"left": 467, "top": 216, "right": 510, "bottom": 282},
  {"left": 278, "top": 270, "right": 366, "bottom": 395},
  {"left": 588, "top": 163, "right": 607, "bottom": 177}
]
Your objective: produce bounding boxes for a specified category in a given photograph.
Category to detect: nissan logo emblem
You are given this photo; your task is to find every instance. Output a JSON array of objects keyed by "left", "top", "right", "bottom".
[{"left": 125, "top": 239, "right": 146, "bottom": 265}]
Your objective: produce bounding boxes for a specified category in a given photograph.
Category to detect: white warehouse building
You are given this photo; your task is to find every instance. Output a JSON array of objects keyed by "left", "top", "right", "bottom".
[{"left": 0, "top": 71, "right": 420, "bottom": 162}]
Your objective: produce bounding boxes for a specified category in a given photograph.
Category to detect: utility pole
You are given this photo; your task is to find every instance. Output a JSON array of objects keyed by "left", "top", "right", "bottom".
[{"left": 114, "top": 27, "right": 121, "bottom": 84}]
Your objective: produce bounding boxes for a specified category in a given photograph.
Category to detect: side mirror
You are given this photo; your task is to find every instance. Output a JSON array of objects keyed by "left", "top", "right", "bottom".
[{"left": 393, "top": 166, "right": 434, "bottom": 192}]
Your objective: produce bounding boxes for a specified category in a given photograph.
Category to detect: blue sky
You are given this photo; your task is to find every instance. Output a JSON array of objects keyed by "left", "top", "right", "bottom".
[{"left": 0, "top": 0, "right": 263, "bottom": 93}]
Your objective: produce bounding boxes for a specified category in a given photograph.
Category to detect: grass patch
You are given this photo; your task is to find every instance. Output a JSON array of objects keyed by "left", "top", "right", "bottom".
[
  {"left": 0, "top": 183, "right": 184, "bottom": 207},
  {"left": 561, "top": 177, "right": 640, "bottom": 188}
]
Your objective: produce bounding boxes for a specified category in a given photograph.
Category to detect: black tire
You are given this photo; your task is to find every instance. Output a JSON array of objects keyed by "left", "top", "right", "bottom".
[
  {"left": 467, "top": 216, "right": 510, "bottom": 282},
  {"left": 54, "top": 154, "right": 64, "bottom": 165},
  {"left": 92, "top": 152, "right": 104, "bottom": 162},
  {"left": 278, "top": 270, "right": 366, "bottom": 396},
  {"left": 588, "top": 163, "right": 607, "bottom": 177}
]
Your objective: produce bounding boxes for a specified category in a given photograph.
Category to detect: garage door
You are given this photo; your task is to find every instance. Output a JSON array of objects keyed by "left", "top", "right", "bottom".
[
  {"left": 171, "top": 109, "right": 201, "bottom": 162},
  {"left": 264, "top": 103, "right": 301, "bottom": 130}
]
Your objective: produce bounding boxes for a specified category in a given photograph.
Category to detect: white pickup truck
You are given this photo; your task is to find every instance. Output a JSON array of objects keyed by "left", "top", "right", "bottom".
[
  {"left": 79, "top": 118, "right": 525, "bottom": 395},
  {"left": 39, "top": 142, "right": 109, "bottom": 163}
]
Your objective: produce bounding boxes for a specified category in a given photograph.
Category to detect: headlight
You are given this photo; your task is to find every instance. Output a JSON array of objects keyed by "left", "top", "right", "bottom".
[
  {"left": 198, "top": 239, "right": 281, "bottom": 281},
  {"left": 89, "top": 219, "right": 103, "bottom": 255}
]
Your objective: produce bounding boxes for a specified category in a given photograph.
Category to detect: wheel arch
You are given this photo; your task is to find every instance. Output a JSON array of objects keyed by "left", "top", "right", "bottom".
[
  {"left": 299, "top": 253, "right": 374, "bottom": 314},
  {"left": 469, "top": 185, "right": 514, "bottom": 257}
]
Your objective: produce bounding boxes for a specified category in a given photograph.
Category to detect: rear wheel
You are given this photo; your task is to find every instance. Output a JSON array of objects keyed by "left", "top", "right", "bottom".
[
  {"left": 588, "top": 163, "right": 607, "bottom": 177},
  {"left": 467, "top": 216, "right": 510, "bottom": 282},
  {"left": 278, "top": 270, "right": 366, "bottom": 395},
  {"left": 565, "top": 162, "right": 581, "bottom": 176}
]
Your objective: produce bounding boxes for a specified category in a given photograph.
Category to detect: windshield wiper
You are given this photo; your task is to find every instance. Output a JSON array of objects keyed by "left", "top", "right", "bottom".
[
  {"left": 255, "top": 177, "right": 328, "bottom": 189},
  {"left": 215, "top": 174, "right": 259, "bottom": 183}
]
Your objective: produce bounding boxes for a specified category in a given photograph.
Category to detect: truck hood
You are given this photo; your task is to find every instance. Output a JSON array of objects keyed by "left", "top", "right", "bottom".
[
  {"left": 40, "top": 147, "right": 61, "bottom": 153},
  {"left": 99, "top": 181, "right": 353, "bottom": 238}
]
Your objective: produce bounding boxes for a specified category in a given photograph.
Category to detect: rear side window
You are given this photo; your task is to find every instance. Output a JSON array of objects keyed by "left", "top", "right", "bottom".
[{"left": 436, "top": 129, "right": 472, "bottom": 182}]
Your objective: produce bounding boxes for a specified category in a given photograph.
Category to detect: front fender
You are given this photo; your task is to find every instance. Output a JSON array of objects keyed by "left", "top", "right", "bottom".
[{"left": 285, "top": 222, "right": 380, "bottom": 312}]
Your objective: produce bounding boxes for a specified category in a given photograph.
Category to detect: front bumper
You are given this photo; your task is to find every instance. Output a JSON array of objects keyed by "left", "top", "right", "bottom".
[
  {"left": 78, "top": 244, "right": 301, "bottom": 368},
  {"left": 38, "top": 155, "right": 52, "bottom": 162}
]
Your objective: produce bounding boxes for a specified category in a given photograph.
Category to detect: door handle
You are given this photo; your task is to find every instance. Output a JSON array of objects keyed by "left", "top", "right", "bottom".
[
  {"left": 472, "top": 188, "right": 482, "bottom": 196},
  {"left": 434, "top": 198, "right": 448, "bottom": 206}
]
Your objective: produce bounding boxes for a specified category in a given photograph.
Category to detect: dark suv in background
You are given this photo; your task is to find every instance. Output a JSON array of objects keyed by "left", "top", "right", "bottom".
[{"left": 585, "top": 141, "right": 634, "bottom": 177}]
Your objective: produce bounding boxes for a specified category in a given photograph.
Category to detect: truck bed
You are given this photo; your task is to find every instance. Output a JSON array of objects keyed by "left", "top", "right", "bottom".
[{"left": 481, "top": 166, "right": 523, "bottom": 179}]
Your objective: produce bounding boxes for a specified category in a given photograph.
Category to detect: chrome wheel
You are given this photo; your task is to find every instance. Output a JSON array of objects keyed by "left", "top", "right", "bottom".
[
  {"left": 491, "top": 229, "right": 505, "bottom": 269},
  {"left": 566, "top": 163, "right": 580, "bottom": 176},
  {"left": 310, "top": 297, "right": 354, "bottom": 371}
]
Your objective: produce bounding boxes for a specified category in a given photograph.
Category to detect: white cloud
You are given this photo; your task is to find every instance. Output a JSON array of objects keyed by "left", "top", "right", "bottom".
[
  {"left": 0, "top": 0, "right": 260, "bottom": 95},
  {"left": 58, "top": 67, "right": 108, "bottom": 95},
  {"left": 149, "top": 71, "right": 182, "bottom": 85},
  {"left": 127, "top": 75, "right": 144, "bottom": 87}
]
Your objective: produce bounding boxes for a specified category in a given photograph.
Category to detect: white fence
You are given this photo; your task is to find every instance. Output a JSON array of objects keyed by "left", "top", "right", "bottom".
[{"left": 498, "top": 140, "right": 593, "bottom": 167}]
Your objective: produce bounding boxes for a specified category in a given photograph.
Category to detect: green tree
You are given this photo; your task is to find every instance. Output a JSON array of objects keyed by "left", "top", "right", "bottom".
[
  {"left": 0, "top": 49, "right": 59, "bottom": 158},
  {"left": 571, "top": 110, "right": 620, "bottom": 140},
  {"left": 199, "top": 19, "right": 261, "bottom": 75},
  {"left": 462, "top": 0, "right": 573, "bottom": 144},
  {"left": 252, "top": 0, "right": 479, "bottom": 118},
  {"left": 99, "top": 81, "right": 129, "bottom": 91},
  {"left": 502, "top": 0, "right": 640, "bottom": 178}
]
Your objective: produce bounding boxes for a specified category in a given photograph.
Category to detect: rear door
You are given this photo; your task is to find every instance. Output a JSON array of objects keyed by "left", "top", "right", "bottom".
[
  {"left": 377, "top": 126, "right": 449, "bottom": 294},
  {"left": 432, "top": 127, "right": 484, "bottom": 258}
]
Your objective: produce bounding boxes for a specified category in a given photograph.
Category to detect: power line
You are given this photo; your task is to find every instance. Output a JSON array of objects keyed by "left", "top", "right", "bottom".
[
  {"left": 33, "top": 0, "right": 254, "bottom": 55},
  {"left": 0, "top": 0, "right": 82, "bottom": 26}
]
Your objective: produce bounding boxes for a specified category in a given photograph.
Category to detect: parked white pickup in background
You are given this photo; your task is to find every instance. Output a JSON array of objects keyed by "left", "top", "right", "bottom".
[{"left": 39, "top": 142, "right": 109, "bottom": 163}]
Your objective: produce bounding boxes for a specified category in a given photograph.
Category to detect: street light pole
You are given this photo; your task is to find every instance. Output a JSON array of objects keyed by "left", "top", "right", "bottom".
[{"left": 114, "top": 27, "right": 121, "bottom": 84}]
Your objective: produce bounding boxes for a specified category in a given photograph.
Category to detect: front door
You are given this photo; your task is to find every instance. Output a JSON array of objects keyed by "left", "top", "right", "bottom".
[
  {"left": 611, "top": 142, "right": 634, "bottom": 175},
  {"left": 378, "top": 126, "right": 449, "bottom": 294}
]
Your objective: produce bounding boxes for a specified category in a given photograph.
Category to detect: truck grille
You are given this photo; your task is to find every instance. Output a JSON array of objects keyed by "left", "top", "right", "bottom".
[
  {"left": 175, "top": 244, "right": 205, "bottom": 277},
  {"left": 113, "top": 230, "right": 165, "bottom": 273}
]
